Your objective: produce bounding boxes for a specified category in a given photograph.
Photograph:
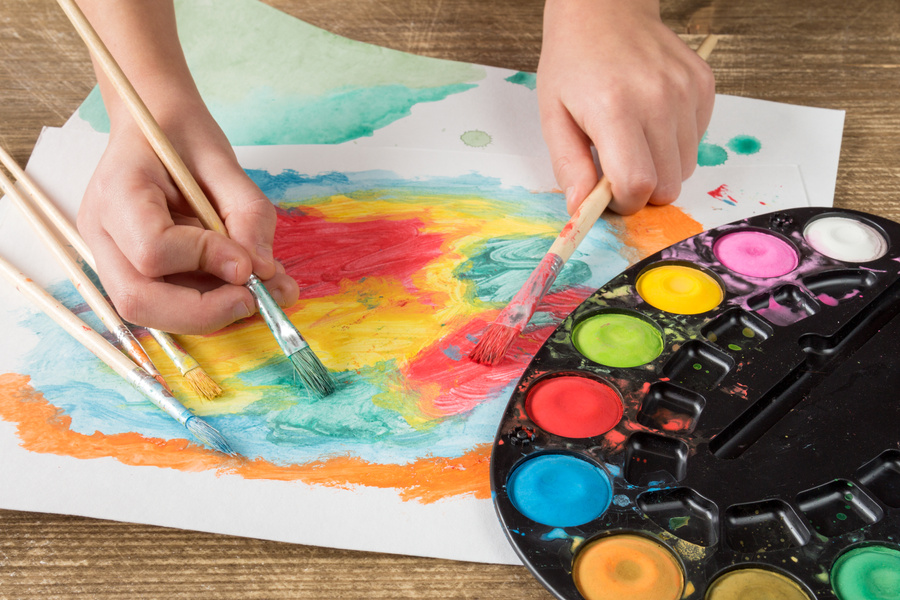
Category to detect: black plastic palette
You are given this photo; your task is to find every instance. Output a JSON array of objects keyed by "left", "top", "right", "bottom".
[{"left": 491, "top": 208, "right": 900, "bottom": 600}]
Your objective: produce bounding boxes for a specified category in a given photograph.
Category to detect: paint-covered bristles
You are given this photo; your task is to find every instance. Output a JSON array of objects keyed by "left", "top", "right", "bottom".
[
  {"left": 470, "top": 252, "right": 565, "bottom": 366},
  {"left": 290, "top": 346, "right": 336, "bottom": 396},
  {"left": 184, "top": 367, "right": 224, "bottom": 400},
  {"left": 185, "top": 416, "right": 236, "bottom": 456},
  {"left": 470, "top": 323, "right": 519, "bottom": 366}
]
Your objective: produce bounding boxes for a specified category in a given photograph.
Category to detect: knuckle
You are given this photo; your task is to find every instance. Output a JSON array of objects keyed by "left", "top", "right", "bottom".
[
  {"left": 130, "top": 239, "right": 168, "bottom": 278},
  {"left": 111, "top": 288, "right": 144, "bottom": 326}
]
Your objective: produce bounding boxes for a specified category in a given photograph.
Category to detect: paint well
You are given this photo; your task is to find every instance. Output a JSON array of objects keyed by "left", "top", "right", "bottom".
[
  {"left": 572, "top": 313, "right": 664, "bottom": 368},
  {"left": 573, "top": 534, "right": 684, "bottom": 600},
  {"left": 507, "top": 453, "right": 612, "bottom": 527},
  {"left": 714, "top": 230, "right": 798, "bottom": 278},
  {"left": 525, "top": 376, "right": 622, "bottom": 438},
  {"left": 804, "top": 216, "right": 888, "bottom": 263},
  {"left": 705, "top": 568, "right": 811, "bottom": 600},
  {"left": 831, "top": 545, "right": 900, "bottom": 600},
  {"left": 637, "top": 265, "right": 723, "bottom": 314}
]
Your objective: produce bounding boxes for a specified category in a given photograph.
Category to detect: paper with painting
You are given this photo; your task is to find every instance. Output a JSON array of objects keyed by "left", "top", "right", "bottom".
[{"left": 0, "top": 0, "right": 844, "bottom": 564}]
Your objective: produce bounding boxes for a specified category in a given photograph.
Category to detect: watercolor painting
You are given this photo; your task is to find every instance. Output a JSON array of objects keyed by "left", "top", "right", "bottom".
[
  {"left": 0, "top": 134, "right": 826, "bottom": 562},
  {"left": 1, "top": 0, "right": 846, "bottom": 563}
]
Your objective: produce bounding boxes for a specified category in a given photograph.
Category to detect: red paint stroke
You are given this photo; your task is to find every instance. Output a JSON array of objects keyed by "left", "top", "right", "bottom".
[
  {"left": 273, "top": 207, "right": 446, "bottom": 299},
  {"left": 404, "top": 287, "right": 595, "bottom": 417},
  {"left": 708, "top": 184, "right": 738, "bottom": 206}
]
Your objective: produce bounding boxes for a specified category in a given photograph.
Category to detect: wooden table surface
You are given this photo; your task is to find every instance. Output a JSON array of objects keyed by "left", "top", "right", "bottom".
[{"left": 1, "top": 0, "right": 899, "bottom": 598}]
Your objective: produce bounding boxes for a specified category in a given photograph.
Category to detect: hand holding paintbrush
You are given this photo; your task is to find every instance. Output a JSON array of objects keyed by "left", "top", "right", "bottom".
[
  {"left": 0, "top": 145, "right": 222, "bottom": 400},
  {"left": 471, "top": 34, "right": 719, "bottom": 366},
  {"left": 57, "top": 0, "right": 334, "bottom": 395},
  {"left": 0, "top": 254, "right": 235, "bottom": 455}
]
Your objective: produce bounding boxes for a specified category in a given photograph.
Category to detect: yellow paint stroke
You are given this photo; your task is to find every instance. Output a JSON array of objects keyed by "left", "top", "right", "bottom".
[{"left": 149, "top": 190, "right": 560, "bottom": 417}]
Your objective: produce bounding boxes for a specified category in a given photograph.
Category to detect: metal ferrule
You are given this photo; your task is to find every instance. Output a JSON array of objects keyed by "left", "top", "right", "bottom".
[
  {"left": 245, "top": 274, "right": 309, "bottom": 356},
  {"left": 147, "top": 328, "right": 199, "bottom": 374}
]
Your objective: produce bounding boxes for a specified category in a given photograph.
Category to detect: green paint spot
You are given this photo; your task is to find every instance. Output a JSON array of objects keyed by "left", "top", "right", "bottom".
[
  {"left": 505, "top": 71, "right": 537, "bottom": 90},
  {"left": 460, "top": 130, "right": 493, "bottom": 148},
  {"left": 728, "top": 343, "right": 742, "bottom": 351},
  {"left": 831, "top": 545, "right": 900, "bottom": 600},
  {"left": 707, "top": 332, "right": 718, "bottom": 342},
  {"left": 572, "top": 313, "right": 664, "bottom": 368},
  {"left": 727, "top": 135, "right": 762, "bottom": 155},
  {"left": 845, "top": 493, "right": 854, "bottom": 501},
  {"left": 693, "top": 363, "right": 703, "bottom": 370},
  {"left": 668, "top": 516, "right": 690, "bottom": 530},
  {"left": 836, "top": 513, "right": 848, "bottom": 521},
  {"left": 742, "top": 327, "right": 756, "bottom": 338},
  {"left": 698, "top": 142, "right": 728, "bottom": 167}
]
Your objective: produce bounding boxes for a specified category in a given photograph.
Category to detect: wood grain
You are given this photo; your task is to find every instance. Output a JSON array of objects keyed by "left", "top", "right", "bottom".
[{"left": 1, "top": 0, "right": 899, "bottom": 598}]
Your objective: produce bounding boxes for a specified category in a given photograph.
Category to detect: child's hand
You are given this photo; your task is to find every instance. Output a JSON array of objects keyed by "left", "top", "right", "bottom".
[
  {"left": 538, "top": 0, "right": 715, "bottom": 215},
  {"left": 77, "top": 102, "right": 299, "bottom": 334}
]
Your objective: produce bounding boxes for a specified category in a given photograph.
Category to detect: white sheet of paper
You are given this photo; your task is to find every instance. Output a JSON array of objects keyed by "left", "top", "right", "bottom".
[{"left": 0, "top": 123, "right": 821, "bottom": 564}]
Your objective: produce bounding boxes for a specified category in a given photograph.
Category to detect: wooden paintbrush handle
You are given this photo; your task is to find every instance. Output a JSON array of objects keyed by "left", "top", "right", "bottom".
[
  {"left": 546, "top": 177, "right": 612, "bottom": 263},
  {"left": 56, "top": 0, "right": 228, "bottom": 237},
  {"left": 0, "top": 255, "right": 137, "bottom": 382}
]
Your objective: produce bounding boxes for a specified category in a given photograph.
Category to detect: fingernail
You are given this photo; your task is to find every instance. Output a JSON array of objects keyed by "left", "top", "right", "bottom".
[
  {"left": 233, "top": 301, "right": 253, "bottom": 321},
  {"left": 275, "top": 260, "right": 286, "bottom": 275},
  {"left": 564, "top": 186, "right": 577, "bottom": 204},
  {"left": 224, "top": 260, "right": 240, "bottom": 283},
  {"left": 271, "top": 289, "right": 286, "bottom": 306}
]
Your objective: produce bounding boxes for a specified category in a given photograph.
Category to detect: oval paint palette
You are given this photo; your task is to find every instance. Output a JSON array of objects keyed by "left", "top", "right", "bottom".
[{"left": 491, "top": 208, "right": 900, "bottom": 600}]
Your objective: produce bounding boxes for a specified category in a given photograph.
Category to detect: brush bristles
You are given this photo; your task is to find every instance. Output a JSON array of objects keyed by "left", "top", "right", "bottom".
[
  {"left": 289, "top": 346, "right": 336, "bottom": 396},
  {"left": 185, "top": 416, "right": 236, "bottom": 456},
  {"left": 470, "top": 323, "right": 519, "bottom": 366},
  {"left": 184, "top": 367, "right": 223, "bottom": 400}
]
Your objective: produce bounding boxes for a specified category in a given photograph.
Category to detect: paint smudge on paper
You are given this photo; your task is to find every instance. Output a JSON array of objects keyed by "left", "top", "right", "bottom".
[
  {"left": 460, "top": 130, "right": 492, "bottom": 148},
  {"left": 505, "top": 72, "right": 537, "bottom": 90},
  {"left": 708, "top": 184, "right": 738, "bottom": 206}
]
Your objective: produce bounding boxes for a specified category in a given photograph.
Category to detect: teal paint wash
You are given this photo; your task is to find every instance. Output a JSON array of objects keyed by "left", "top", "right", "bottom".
[{"left": 505, "top": 71, "right": 537, "bottom": 91}]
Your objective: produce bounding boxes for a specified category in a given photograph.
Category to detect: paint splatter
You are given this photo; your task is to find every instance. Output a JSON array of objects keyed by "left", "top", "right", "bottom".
[
  {"left": 698, "top": 142, "right": 729, "bottom": 167},
  {"left": 727, "top": 135, "right": 762, "bottom": 155},
  {"left": 505, "top": 71, "right": 537, "bottom": 90},
  {"left": 698, "top": 134, "right": 763, "bottom": 167},
  {"left": 460, "top": 130, "right": 493, "bottom": 148},
  {"left": 708, "top": 184, "right": 738, "bottom": 206}
]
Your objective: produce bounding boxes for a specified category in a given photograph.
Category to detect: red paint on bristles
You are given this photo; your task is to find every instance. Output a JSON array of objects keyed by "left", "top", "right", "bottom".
[
  {"left": 470, "top": 253, "right": 565, "bottom": 365},
  {"left": 470, "top": 322, "right": 519, "bottom": 366}
]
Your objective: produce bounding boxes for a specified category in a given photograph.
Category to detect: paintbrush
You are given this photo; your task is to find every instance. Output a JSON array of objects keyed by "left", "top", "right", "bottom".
[
  {"left": 0, "top": 253, "right": 235, "bottom": 455},
  {"left": 0, "top": 165, "right": 174, "bottom": 392},
  {"left": 0, "top": 145, "right": 222, "bottom": 399},
  {"left": 471, "top": 34, "right": 719, "bottom": 366},
  {"left": 56, "top": 0, "right": 335, "bottom": 395}
]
